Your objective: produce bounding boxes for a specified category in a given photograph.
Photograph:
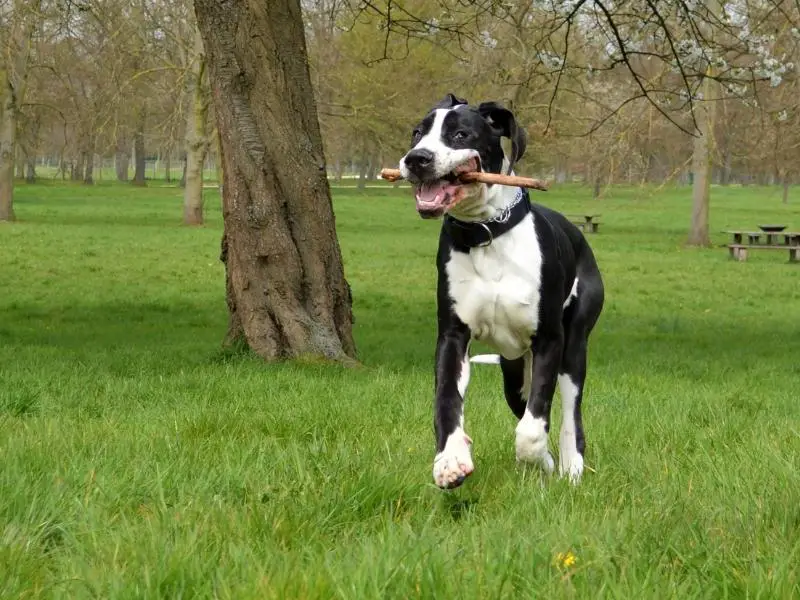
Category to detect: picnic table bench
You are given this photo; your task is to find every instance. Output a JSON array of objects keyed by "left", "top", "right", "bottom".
[
  {"left": 568, "top": 213, "right": 601, "bottom": 233},
  {"left": 724, "top": 230, "right": 800, "bottom": 263}
]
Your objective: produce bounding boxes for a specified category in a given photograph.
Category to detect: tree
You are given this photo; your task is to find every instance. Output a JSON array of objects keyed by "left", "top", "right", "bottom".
[
  {"left": 0, "top": 0, "right": 39, "bottom": 221},
  {"left": 132, "top": 106, "right": 147, "bottom": 185},
  {"left": 688, "top": 70, "right": 715, "bottom": 246},
  {"left": 193, "top": 0, "right": 356, "bottom": 362},
  {"left": 182, "top": 28, "right": 209, "bottom": 225}
]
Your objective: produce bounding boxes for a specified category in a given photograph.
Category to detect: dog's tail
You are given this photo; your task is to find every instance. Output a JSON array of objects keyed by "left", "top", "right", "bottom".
[{"left": 469, "top": 354, "right": 501, "bottom": 365}]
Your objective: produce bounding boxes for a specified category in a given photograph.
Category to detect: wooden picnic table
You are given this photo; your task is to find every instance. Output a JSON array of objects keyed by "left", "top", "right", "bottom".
[
  {"left": 568, "top": 213, "right": 602, "bottom": 233},
  {"left": 723, "top": 230, "right": 800, "bottom": 262}
]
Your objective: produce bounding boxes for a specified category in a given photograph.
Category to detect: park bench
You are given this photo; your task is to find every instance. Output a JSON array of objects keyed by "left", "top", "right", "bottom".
[
  {"left": 568, "top": 214, "right": 601, "bottom": 233},
  {"left": 724, "top": 229, "right": 800, "bottom": 263}
]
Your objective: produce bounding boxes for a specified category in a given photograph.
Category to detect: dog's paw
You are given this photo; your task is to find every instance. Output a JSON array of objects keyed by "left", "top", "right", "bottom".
[
  {"left": 559, "top": 431, "right": 584, "bottom": 484},
  {"left": 515, "top": 412, "right": 554, "bottom": 474},
  {"left": 433, "top": 430, "right": 474, "bottom": 489},
  {"left": 559, "top": 453, "right": 584, "bottom": 483}
]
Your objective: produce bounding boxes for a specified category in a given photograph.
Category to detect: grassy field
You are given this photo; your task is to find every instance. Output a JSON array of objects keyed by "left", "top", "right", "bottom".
[{"left": 1, "top": 180, "right": 799, "bottom": 599}]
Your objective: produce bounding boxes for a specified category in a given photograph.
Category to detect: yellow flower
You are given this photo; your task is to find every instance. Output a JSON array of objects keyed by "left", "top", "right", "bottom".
[{"left": 554, "top": 551, "right": 577, "bottom": 569}]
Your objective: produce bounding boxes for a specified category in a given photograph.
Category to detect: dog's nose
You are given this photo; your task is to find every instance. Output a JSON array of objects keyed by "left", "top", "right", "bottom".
[{"left": 404, "top": 149, "right": 434, "bottom": 171}]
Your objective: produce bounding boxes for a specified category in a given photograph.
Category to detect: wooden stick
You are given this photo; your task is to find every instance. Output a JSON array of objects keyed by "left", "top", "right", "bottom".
[{"left": 380, "top": 168, "right": 548, "bottom": 191}]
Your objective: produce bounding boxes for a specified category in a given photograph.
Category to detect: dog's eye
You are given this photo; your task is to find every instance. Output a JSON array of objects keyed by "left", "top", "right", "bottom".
[
  {"left": 412, "top": 129, "right": 422, "bottom": 142},
  {"left": 453, "top": 131, "right": 468, "bottom": 141}
]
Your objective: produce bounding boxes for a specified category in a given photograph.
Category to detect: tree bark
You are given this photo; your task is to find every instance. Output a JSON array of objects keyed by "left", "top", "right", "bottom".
[
  {"left": 183, "top": 28, "right": 210, "bottom": 226},
  {"left": 15, "top": 147, "right": 24, "bottom": 179},
  {"left": 720, "top": 146, "right": 732, "bottom": 186},
  {"left": 25, "top": 154, "right": 35, "bottom": 183},
  {"left": 115, "top": 137, "right": 129, "bottom": 181},
  {"left": 0, "top": 87, "right": 17, "bottom": 221},
  {"left": 72, "top": 152, "right": 84, "bottom": 181},
  {"left": 357, "top": 157, "right": 368, "bottom": 189},
  {"left": 132, "top": 108, "right": 147, "bottom": 186},
  {"left": 180, "top": 153, "right": 187, "bottom": 187},
  {"left": 214, "top": 129, "right": 223, "bottom": 186},
  {"left": 83, "top": 146, "right": 94, "bottom": 185},
  {"left": 0, "top": 1, "right": 37, "bottom": 221},
  {"left": 194, "top": 0, "right": 356, "bottom": 362},
  {"left": 687, "top": 71, "right": 714, "bottom": 247},
  {"left": 164, "top": 152, "right": 172, "bottom": 183}
]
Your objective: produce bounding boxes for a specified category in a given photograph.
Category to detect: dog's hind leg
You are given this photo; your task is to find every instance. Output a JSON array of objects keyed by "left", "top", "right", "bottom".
[
  {"left": 515, "top": 328, "right": 560, "bottom": 474},
  {"left": 500, "top": 352, "right": 531, "bottom": 419},
  {"left": 557, "top": 330, "right": 587, "bottom": 483}
]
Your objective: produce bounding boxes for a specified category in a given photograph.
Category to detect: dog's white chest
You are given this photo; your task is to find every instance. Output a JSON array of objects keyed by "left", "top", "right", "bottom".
[{"left": 445, "top": 215, "right": 542, "bottom": 359}]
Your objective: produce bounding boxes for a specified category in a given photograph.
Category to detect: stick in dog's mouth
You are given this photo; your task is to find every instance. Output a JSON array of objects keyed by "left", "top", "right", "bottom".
[
  {"left": 413, "top": 158, "right": 480, "bottom": 218},
  {"left": 380, "top": 167, "right": 549, "bottom": 192}
]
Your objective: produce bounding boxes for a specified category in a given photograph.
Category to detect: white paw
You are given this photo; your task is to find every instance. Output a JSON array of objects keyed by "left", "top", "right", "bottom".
[
  {"left": 515, "top": 411, "right": 554, "bottom": 473},
  {"left": 433, "top": 429, "right": 474, "bottom": 489},
  {"left": 558, "top": 442, "right": 584, "bottom": 484}
]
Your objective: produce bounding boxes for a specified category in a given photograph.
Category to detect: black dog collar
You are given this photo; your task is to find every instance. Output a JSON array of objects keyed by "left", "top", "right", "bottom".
[{"left": 444, "top": 188, "right": 531, "bottom": 252}]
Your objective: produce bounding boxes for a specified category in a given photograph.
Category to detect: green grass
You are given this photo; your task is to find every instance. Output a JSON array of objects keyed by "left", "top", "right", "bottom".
[{"left": 1, "top": 180, "right": 799, "bottom": 599}]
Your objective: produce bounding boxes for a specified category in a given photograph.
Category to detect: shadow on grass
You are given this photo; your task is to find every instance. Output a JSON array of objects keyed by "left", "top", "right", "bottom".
[
  {"left": 0, "top": 300, "right": 222, "bottom": 354},
  {"left": 443, "top": 495, "right": 480, "bottom": 522},
  {"left": 1, "top": 294, "right": 797, "bottom": 381}
]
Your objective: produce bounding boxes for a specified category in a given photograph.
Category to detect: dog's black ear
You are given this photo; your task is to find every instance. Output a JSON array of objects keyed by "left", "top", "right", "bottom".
[
  {"left": 432, "top": 93, "right": 468, "bottom": 111},
  {"left": 478, "top": 102, "right": 527, "bottom": 174}
]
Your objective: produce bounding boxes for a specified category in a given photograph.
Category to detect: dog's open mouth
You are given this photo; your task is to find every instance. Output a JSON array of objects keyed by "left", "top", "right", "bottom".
[{"left": 415, "top": 157, "right": 479, "bottom": 218}]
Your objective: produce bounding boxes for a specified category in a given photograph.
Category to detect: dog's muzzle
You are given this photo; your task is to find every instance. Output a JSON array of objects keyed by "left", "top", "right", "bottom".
[{"left": 402, "top": 148, "right": 435, "bottom": 181}]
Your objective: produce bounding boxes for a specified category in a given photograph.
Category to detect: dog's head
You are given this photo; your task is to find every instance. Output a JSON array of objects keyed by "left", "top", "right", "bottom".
[{"left": 399, "top": 93, "right": 527, "bottom": 219}]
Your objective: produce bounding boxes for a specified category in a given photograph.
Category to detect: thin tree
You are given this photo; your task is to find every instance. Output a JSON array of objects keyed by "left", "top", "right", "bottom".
[{"left": 183, "top": 28, "right": 210, "bottom": 226}]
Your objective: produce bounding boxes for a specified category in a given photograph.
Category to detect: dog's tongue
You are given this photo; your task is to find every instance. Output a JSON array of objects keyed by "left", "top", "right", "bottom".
[{"left": 416, "top": 180, "right": 457, "bottom": 211}]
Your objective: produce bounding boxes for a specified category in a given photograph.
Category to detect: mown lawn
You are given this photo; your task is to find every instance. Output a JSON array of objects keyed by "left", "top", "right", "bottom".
[{"left": 1, "top": 180, "right": 799, "bottom": 599}]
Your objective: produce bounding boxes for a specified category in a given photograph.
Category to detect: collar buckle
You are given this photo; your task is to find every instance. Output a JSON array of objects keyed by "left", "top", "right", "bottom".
[{"left": 476, "top": 223, "right": 494, "bottom": 247}]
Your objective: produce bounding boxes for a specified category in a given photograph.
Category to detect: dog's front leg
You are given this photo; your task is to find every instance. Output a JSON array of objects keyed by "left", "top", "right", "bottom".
[
  {"left": 515, "top": 326, "right": 564, "bottom": 473},
  {"left": 432, "top": 322, "right": 473, "bottom": 489}
]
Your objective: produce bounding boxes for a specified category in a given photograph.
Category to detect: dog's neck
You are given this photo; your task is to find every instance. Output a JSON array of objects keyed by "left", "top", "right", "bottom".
[{"left": 447, "top": 160, "right": 522, "bottom": 222}]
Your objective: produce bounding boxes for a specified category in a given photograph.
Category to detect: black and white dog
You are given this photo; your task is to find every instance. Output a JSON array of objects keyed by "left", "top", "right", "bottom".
[{"left": 399, "top": 94, "right": 604, "bottom": 489}]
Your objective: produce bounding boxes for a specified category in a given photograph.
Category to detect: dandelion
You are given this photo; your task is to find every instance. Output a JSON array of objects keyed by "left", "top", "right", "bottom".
[{"left": 554, "top": 551, "right": 577, "bottom": 569}]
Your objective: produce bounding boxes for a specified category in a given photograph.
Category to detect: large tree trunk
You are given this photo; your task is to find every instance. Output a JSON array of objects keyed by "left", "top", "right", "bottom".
[
  {"left": 687, "top": 72, "right": 714, "bottom": 247},
  {"left": 194, "top": 0, "right": 356, "bottom": 362},
  {"left": 183, "top": 29, "right": 210, "bottom": 226},
  {"left": 132, "top": 109, "right": 147, "bottom": 186},
  {"left": 115, "top": 137, "right": 130, "bottom": 181}
]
